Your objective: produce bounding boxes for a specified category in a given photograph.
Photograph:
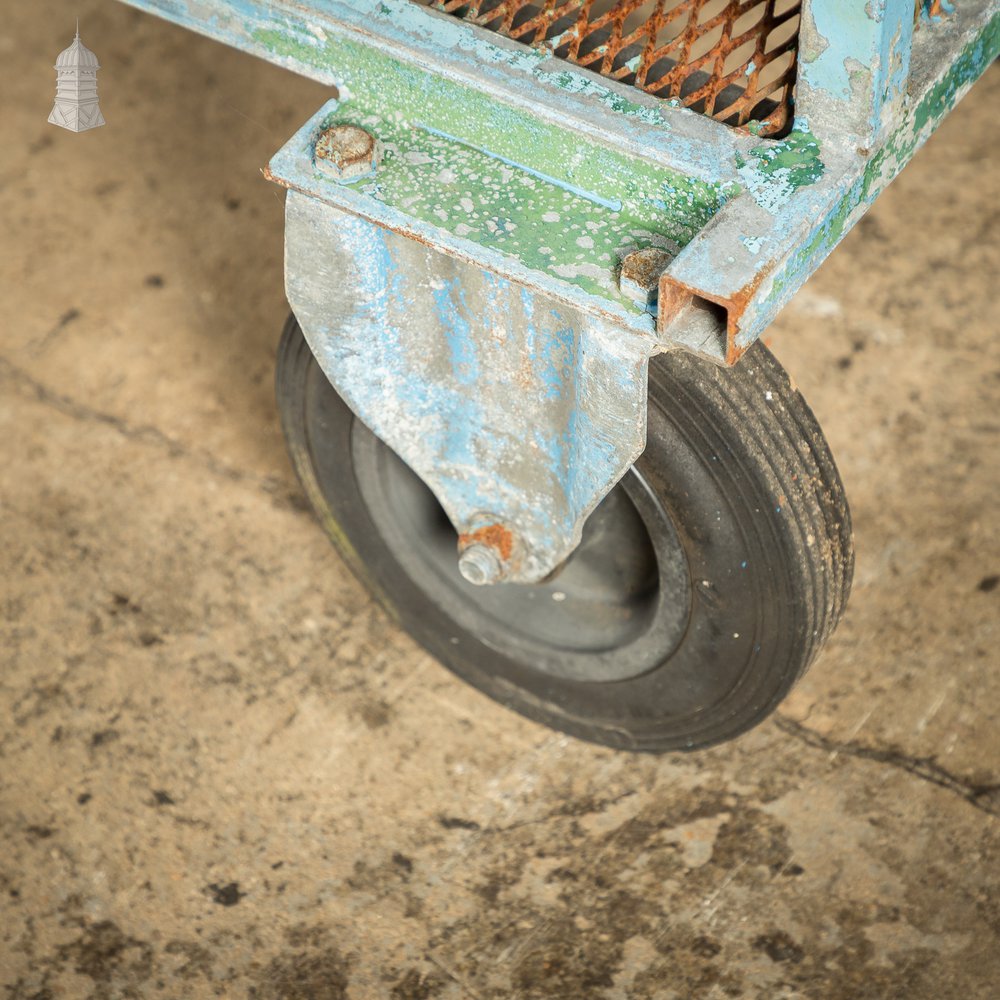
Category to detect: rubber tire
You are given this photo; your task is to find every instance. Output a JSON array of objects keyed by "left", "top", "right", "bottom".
[{"left": 276, "top": 315, "right": 853, "bottom": 751}]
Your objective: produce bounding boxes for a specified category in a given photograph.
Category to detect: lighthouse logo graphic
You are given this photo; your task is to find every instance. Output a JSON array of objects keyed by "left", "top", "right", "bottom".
[{"left": 49, "top": 22, "right": 105, "bottom": 132}]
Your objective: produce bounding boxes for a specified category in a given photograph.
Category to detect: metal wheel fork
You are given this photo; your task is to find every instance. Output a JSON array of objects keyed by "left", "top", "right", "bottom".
[{"left": 280, "top": 181, "right": 661, "bottom": 586}]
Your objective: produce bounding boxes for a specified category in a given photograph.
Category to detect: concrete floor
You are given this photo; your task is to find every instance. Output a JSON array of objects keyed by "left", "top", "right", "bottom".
[{"left": 2, "top": 3, "right": 999, "bottom": 998}]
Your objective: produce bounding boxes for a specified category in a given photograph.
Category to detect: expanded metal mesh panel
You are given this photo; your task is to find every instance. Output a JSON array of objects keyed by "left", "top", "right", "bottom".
[{"left": 411, "top": 0, "right": 802, "bottom": 135}]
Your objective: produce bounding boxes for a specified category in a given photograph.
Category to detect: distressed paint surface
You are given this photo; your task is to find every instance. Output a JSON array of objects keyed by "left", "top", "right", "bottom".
[
  {"left": 798, "top": 0, "right": 915, "bottom": 143},
  {"left": 116, "top": 0, "right": 754, "bottom": 184},
  {"left": 118, "top": 0, "right": 998, "bottom": 567},
  {"left": 118, "top": 1, "right": 744, "bottom": 325},
  {"left": 284, "top": 191, "right": 651, "bottom": 583},
  {"left": 735, "top": 124, "right": 825, "bottom": 213},
  {"left": 268, "top": 101, "right": 713, "bottom": 318},
  {"left": 661, "top": 0, "right": 999, "bottom": 361},
  {"left": 409, "top": 0, "right": 802, "bottom": 136},
  {"left": 123, "top": 0, "right": 996, "bottom": 364},
  {"left": 249, "top": 21, "right": 729, "bottom": 222},
  {"left": 763, "top": 14, "right": 1000, "bottom": 326}
]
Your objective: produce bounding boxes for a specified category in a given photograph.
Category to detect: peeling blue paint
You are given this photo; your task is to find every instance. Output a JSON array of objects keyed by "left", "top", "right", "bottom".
[
  {"left": 800, "top": 0, "right": 877, "bottom": 98},
  {"left": 284, "top": 190, "right": 650, "bottom": 581},
  {"left": 798, "top": 0, "right": 914, "bottom": 144},
  {"left": 432, "top": 277, "right": 479, "bottom": 386}
]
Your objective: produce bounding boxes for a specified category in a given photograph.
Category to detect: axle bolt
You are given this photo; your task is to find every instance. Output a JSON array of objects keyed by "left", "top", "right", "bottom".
[
  {"left": 458, "top": 543, "right": 504, "bottom": 587},
  {"left": 314, "top": 124, "right": 381, "bottom": 184}
]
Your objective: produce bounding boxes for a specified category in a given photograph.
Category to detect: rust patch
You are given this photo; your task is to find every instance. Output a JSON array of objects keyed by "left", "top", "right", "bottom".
[
  {"left": 412, "top": 0, "right": 802, "bottom": 136},
  {"left": 314, "top": 124, "right": 380, "bottom": 182},
  {"left": 658, "top": 264, "right": 775, "bottom": 365},
  {"left": 915, "top": 0, "right": 946, "bottom": 22},
  {"left": 458, "top": 523, "right": 515, "bottom": 561},
  {"left": 619, "top": 247, "right": 673, "bottom": 305}
]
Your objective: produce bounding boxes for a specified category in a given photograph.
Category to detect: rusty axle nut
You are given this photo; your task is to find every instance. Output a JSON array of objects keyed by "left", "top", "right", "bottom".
[
  {"left": 619, "top": 247, "right": 673, "bottom": 307},
  {"left": 314, "top": 124, "right": 381, "bottom": 184},
  {"left": 457, "top": 520, "right": 514, "bottom": 586}
]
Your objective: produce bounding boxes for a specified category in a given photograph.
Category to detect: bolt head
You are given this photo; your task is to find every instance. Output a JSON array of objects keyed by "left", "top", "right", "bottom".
[
  {"left": 314, "top": 124, "right": 381, "bottom": 183},
  {"left": 458, "top": 543, "right": 504, "bottom": 587},
  {"left": 619, "top": 247, "right": 673, "bottom": 306}
]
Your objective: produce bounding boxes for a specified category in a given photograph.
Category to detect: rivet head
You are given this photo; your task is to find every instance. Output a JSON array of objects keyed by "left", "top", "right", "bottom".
[
  {"left": 619, "top": 247, "right": 673, "bottom": 306},
  {"left": 314, "top": 124, "right": 381, "bottom": 183}
]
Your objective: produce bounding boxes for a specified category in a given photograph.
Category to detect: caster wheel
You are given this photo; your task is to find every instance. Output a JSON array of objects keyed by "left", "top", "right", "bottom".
[{"left": 276, "top": 315, "right": 853, "bottom": 751}]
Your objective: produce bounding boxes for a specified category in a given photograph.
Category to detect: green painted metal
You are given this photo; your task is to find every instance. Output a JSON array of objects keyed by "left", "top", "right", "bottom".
[
  {"left": 286, "top": 103, "right": 721, "bottom": 310},
  {"left": 250, "top": 22, "right": 735, "bottom": 305}
]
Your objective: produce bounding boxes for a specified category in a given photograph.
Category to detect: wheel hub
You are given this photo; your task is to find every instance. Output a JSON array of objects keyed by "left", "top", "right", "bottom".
[{"left": 350, "top": 415, "right": 691, "bottom": 684}]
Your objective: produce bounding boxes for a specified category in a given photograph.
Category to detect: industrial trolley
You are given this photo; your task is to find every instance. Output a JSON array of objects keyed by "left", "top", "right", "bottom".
[{"left": 119, "top": 0, "right": 999, "bottom": 750}]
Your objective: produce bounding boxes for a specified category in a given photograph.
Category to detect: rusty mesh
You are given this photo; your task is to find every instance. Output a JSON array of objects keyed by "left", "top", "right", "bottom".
[{"left": 411, "top": 0, "right": 802, "bottom": 135}]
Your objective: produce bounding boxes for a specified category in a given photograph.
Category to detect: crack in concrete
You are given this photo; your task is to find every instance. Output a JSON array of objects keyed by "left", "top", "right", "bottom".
[
  {"left": 776, "top": 716, "right": 1000, "bottom": 818},
  {"left": 30, "top": 307, "right": 81, "bottom": 356},
  {"left": 0, "top": 355, "right": 302, "bottom": 509}
]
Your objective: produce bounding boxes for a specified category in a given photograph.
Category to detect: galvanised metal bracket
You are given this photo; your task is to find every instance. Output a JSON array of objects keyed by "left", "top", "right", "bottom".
[
  {"left": 278, "top": 171, "right": 653, "bottom": 584},
  {"left": 120, "top": 0, "right": 998, "bottom": 583}
]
